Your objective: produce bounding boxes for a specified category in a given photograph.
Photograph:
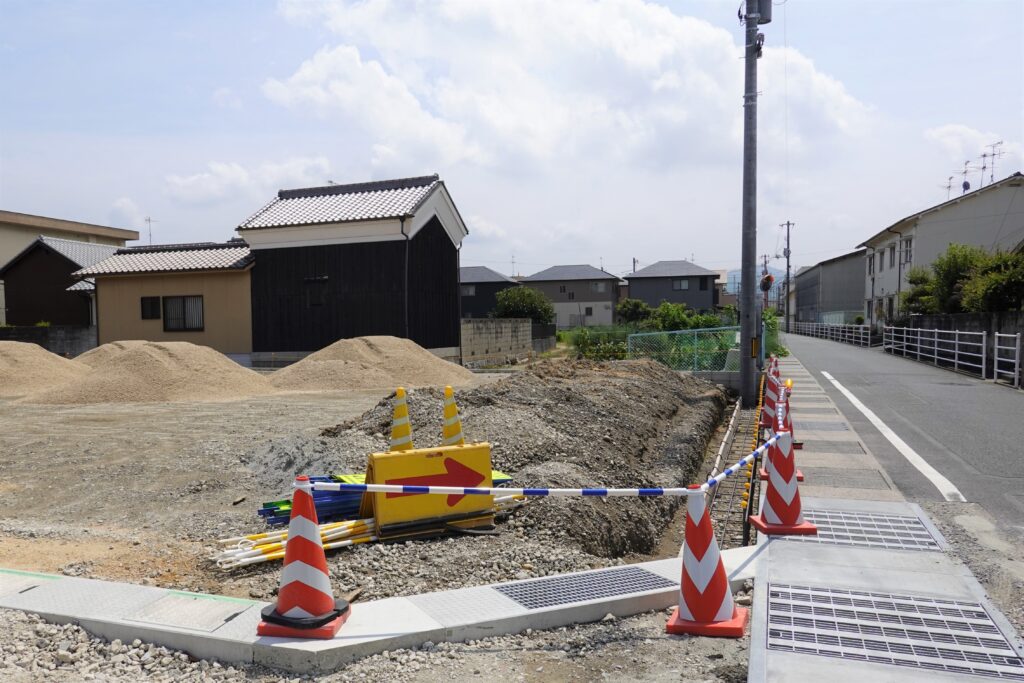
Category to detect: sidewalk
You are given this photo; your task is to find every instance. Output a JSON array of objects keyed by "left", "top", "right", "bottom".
[{"left": 749, "top": 355, "right": 1024, "bottom": 682}]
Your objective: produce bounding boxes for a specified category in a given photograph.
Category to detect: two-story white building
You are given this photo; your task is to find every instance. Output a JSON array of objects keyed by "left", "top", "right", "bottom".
[{"left": 858, "top": 172, "right": 1024, "bottom": 326}]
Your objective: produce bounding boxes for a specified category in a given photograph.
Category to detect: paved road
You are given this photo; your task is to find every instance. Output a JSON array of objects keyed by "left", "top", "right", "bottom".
[{"left": 782, "top": 333, "right": 1024, "bottom": 537}]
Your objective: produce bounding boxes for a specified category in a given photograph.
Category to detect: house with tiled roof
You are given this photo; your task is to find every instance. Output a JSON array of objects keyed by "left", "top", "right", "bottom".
[
  {"left": 521, "top": 264, "right": 621, "bottom": 328},
  {"left": 75, "top": 240, "right": 255, "bottom": 356},
  {"left": 0, "top": 236, "right": 121, "bottom": 327},
  {"left": 238, "top": 174, "right": 468, "bottom": 362},
  {"left": 459, "top": 266, "right": 519, "bottom": 318},
  {"left": 624, "top": 260, "right": 719, "bottom": 311}
]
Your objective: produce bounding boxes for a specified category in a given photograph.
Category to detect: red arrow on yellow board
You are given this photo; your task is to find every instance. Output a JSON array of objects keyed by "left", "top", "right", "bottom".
[{"left": 385, "top": 457, "right": 487, "bottom": 507}]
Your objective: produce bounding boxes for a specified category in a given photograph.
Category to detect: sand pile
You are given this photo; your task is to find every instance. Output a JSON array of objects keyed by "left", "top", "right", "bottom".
[
  {"left": 0, "top": 341, "right": 92, "bottom": 397},
  {"left": 24, "top": 341, "right": 275, "bottom": 404},
  {"left": 76, "top": 340, "right": 148, "bottom": 367},
  {"left": 271, "top": 335, "right": 474, "bottom": 391}
]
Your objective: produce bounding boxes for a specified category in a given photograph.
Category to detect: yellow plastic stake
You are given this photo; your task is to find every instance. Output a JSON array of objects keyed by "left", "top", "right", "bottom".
[
  {"left": 390, "top": 387, "right": 414, "bottom": 451},
  {"left": 441, "top": 385, "right": 465, "bottom": 446}
]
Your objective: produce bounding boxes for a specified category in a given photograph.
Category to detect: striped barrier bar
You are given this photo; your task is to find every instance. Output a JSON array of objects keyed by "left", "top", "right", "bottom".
[{"left": 312, "top": 434, "right": 780, "bottom": 498}]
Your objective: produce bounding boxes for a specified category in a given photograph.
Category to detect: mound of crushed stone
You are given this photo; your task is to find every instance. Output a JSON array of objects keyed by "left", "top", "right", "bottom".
[
  {"left": 0, "top": 341, "right": 92, "bottom": 397},
  {"left": 302, "top": 359, "right": 724, "bottom": 557},
  {"left": 270, "top": 335, "right": 474, "bottom": 391},
  {"left": 23, "top": 341, "right": 275, "bottom": 404},
  {"left": 75, "top": 339, "right": 149, "bottom": 367}
]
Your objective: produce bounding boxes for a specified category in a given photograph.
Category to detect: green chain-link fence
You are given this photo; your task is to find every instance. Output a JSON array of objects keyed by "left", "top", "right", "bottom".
[{"left": 626, "top": 326, "right": 741, "bottom": 371}]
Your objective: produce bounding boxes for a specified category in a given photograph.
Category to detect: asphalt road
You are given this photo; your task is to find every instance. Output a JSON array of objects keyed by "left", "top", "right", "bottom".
[{"left": 782, "top": 333, "right": 1024, "bottom": 537}]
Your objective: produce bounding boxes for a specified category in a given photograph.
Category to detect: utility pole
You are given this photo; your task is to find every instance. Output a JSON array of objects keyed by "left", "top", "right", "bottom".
[
  {"left": 739, "top": 0, "right": 769, "bottom": 407},
  {"left": 632, "top": 257, "right": 638, "bottom": 273},
  {"left": 781, "top": 221, "right": 793, "bottom": 333}
]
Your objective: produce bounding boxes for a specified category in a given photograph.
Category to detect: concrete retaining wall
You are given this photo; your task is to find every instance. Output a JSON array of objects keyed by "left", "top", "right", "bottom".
[
  {"left": 0, "top": 325, "right": 97, "bottom": 358},
  {"left": 461, "top": 318, "right": 532, "bottom": 367}
]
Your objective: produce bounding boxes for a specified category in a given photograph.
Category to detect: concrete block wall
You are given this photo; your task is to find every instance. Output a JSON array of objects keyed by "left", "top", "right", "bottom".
[
  {"left": 0, "top": 325, "right": 97, "bottom": 358},
  {"left": 461, "top": 318, "right": 532, "bottom": 367}
]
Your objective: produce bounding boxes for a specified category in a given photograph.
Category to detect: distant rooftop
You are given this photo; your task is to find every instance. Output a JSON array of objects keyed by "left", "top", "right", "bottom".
[
  {"left": 522, "top": 264, "right": 619, "bottom": 282},
  {"left": 0, "top": 209, "right": 139, "bottom": 241},
  {"left": 239, "top": 175, "right": 442, "bottom": 230},
  {"left": 75, "top": 241, "right": 252, "bottom": 277},
  {"left": 625, "top": 260, "right": 718, "bottom": 279},
  {"left": 0, "top": 236, "right": 120, "bottom": 285},
  {"left": 460, "top": 266, "right": 518, "bottom": 284}
]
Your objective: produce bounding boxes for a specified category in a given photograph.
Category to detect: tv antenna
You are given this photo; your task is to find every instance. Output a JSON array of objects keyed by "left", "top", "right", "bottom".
[
  {"left": 986, "top": 141, "right": 1005, "bottom": 184},
  {"left": 144, "top": 216, "right": 157, "bottom": 245},
  {"left": 956, "top": 161, "right": 973, "bottom": 195},
  {"left": 977, "top": 153, "right": 990, "bottom": 189},
  {"left": 940, "top": 176, "right": 954, "bottom": 200},
  {"left": 511, "top": 253, "right": 515, "bottom": 277}
]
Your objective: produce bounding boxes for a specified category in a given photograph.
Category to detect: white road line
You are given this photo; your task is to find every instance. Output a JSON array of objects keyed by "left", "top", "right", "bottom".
[{"left": 820, "top": 371, "right": 967, "bottom": 503}]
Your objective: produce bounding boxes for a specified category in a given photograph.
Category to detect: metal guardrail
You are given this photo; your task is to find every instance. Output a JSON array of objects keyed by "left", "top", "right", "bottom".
[
  {"left": 790, "top": 322, "right": 871, "bottom": 347},
  {"left": 883, "top": 326, "right": 987, "bottom": 378},
  {"left": 626, "top": 326, "right": 740, "bottom": 372},
  {"left": 994, "top": 333, "right": 1022, "bottom": 388}
]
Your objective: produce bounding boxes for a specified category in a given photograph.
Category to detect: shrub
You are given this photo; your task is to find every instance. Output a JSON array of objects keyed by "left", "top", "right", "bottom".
[
  {"left": 901, "top": 266, "right": 937, "bottom": 314},
  {"left": 931, "top": 244, "right": 987, "bottom": 313},
  {"left": 615, "top": 298, "right": 653, "bottom": 324},
  {"left": 34, "top": 321, "right": 51, "bottom": 327},
  {"left": 854, "top": 315, "right": 865, "bottom": 325},
  {"left": 493, "top": 287, "right": 555, "bottom": 324},
  {"left": 961, "top": 250, "right": 1024, "bottom": 312}
]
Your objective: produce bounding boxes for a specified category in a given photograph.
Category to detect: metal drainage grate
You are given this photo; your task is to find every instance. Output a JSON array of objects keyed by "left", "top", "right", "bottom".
[
  {"left": 767, "top": 583, "right": 1024, "bottom": 680},
  {"left": 780, "top": 509, "right": 942, "bottom": 552},
  {"left": 494, "top": 566, "right": 675, "bottom": 610},
  {"left": 799, "top": 440, "right": 865, "bottom": 455}
]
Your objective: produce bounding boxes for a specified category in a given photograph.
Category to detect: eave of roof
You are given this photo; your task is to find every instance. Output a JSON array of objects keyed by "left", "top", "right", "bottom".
[
  {"left": 0, "top": 210, "right": 139, "bottom": 241},
  {"left": 522, "top": 265, "right": 620, "bottom": 282},
  {"left": 74, "top": 244, "right": 253, "bottom": 278}
]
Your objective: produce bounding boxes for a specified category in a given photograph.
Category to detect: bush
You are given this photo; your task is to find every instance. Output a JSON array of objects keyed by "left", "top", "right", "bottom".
[
  {"left": 961, "top": 250, "right": 1024, "bottom": 312},
  {"left": 931, "top": 244, "right": 987, "bottom": 313},
  {"left": 615, "top": 298, "right": 652, "bottom": 324},
  {"left": 854, "top": 315, "right": 865, "bottom": 325},
  {"left": 901, "top": 266, "right": 937, "bottom": 314},
  {"left": 493, "top": 287, "right": 554, "bottom": 324},
  {"left": 34, "top": 321, "right": 51, "bottom": 327}
]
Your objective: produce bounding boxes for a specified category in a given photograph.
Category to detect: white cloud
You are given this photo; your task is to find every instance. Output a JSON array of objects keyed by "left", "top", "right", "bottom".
[
  {"left": 924, "top": 124, "right": 1021, "bottom": 172},
  {"left": 108, "top": 197, "right": 145, "bottom": 230},
  {"left": 164, "top": 157, "right": 331, "bottom": 204}
]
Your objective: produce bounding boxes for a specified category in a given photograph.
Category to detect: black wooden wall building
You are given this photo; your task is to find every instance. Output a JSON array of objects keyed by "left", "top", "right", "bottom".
[
  {"left": 0, "top": 246, "right": 91, "bottom": 326},
  {"left": 250, "top": 217, "right": 460, "bottom": 352}
]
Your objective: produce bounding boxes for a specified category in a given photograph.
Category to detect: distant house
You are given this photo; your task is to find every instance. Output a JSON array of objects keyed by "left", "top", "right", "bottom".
[
  {"left": 75, "top": 241, "right": 254, "bottom": 357},
  {"left": 460, "top": 266, "right": 518, "bottom": 318},
  {"left": 0, "top": 236, "right": 119, "bottom": 326},
  {"left": 625, "top": 260, "right": 718, "bottom": 311},
  {"left": 0, "top": 210, "right": 138, "bottom": 325},
  {"left": 713, "top": 269, "right": 737, "bottom": 307},
  {"left": 521, "top": 265, "right": 620, "bottom": 328},
  {"left": 238, "top": 175, "right": 468, "bottom": 362},
  {"left": 794, "top": 250, "right": 866, "bottom": 324},
  {"left": 858, "top": 171, "right": 1024, "bottom": 325}
]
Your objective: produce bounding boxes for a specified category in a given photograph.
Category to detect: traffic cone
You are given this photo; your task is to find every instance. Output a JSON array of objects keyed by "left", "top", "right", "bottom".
[
  {"left": 666, "top": 488, "right": 749, "bottom": 637},
  {"left": 760, "top": 397, "right": 803, "bottom": 481},
  {"left": 389, "top": 387, "right": 414, "bottom": 452},
  {"left": 257, "top": 476, "right": 350, "bottom": 638},
  {"left": 441, "top": 385, "right": 465, "bottom": 446},
  {"left": 748, "top": 431, "right": 817, "bottom": 536},
  {"left": 760, "top": 376, "right": 779, "bottom": 429},
  {"left": 780, "top": 384, "right": 803, "bottom": 450}
]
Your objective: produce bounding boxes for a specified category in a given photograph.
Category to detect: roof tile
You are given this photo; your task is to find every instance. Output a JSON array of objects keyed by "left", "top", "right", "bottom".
[{"left": 75, "top": 243, "right": 252, "bottom": 277}]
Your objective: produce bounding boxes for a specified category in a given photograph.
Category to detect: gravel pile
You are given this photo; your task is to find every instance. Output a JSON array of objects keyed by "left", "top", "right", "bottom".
[
  {"left": 0, "top": 341, "right": 91, "bottom": 397},
  {"left": 270, "top": 336, "right": 474, "bottom": 391},
  {"left": 24, "top": 341, "right": 275, "bottom": 404}
]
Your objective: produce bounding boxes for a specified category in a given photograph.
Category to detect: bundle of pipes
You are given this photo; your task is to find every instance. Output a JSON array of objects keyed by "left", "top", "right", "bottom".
[{"left": 214, "top": 494, "right": 527, "bottom": 570}]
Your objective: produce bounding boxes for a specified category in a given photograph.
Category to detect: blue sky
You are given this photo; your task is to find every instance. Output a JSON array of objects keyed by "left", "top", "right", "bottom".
[{"left": 1, "top": 0, "right": 1020, "bottom": 276}]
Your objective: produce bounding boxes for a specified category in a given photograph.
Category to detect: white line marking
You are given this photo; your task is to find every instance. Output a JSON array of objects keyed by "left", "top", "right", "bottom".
[{"left": 820, "top": 371, "right": 966, "bottom": 502}]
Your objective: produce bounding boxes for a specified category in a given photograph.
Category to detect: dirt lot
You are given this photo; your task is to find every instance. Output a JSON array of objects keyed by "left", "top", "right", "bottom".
[{"left": 0, "top": 359, "right": 743, "bottom": 681}]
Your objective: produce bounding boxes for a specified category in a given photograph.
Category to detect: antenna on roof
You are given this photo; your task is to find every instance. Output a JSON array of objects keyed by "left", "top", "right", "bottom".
[
  {"left": 956, "top": 161, "right": 973, "bottom": 195},
  {"left": 986, "top": 141, "right": 1005, "bottom": 184},
  {"left": 511, "top": 253, "right": 515, "bottom": 277},
  {"left": 977, "top": 152, "right": 989, "bottom": 189},
  {"left": 940, "top": 176, "right": 954, "bottom": 200},
  {"left": 327, "top": 180, "right": 337, "bottom": 185},
  {"left": 144, "top": 216, "right": 157, "bottom": 245}
]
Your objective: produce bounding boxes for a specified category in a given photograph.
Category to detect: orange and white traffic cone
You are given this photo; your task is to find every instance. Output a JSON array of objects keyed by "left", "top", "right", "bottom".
[
  {"left": 780, "top": 383, "right": 803, "bottom": 450},
  {"left": 389, "top": 387, "right": 414, "bottom": 452},
  {"left": 666, "top": 488, "right": 749, "bottom": 638},
  {"left": 760, "top": 400, "right": 803, "bottom": 482},
  {"left": 760, "top": 374, "right": 780, "bottom": 430},
  {"left": 257, "top": 475, "right": 350, "bottom": 639},
  {"left": 441, "top": 386, "right": 465, "bottom": 446},
  {"left": 748, "top": 431, "right": 817, "bottom": 536}
]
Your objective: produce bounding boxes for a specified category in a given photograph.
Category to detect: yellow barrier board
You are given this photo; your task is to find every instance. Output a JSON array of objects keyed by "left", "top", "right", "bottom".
[{"left": 362, "top": 443, "right": 494, "bottom": 531}]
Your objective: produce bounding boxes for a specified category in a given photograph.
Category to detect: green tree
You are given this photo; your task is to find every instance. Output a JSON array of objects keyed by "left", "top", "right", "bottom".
[
  {"left": 493, "top": 286, "right": 555, "bottom": 324},
  {"left": 651, "top": 301, "right": 691, "bottom": 331},
  {"left": 615, "top": 298, "right": 653, "bottom": 324},
  {"left": 900, "top": 266, "right": 937, "bottom": 314},
  {"left": 961, "top": 250, "right": 1024, "bottom": 312},
  {"left": 931, "top": 244, "right": 987, "bottom": 313}
]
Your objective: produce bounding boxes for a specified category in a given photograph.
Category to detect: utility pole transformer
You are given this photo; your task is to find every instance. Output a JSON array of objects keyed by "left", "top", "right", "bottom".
[
  {"left": 781, "top": 221, "right": 793, "bottom": 333},
  {"left": 739, "top": 0, "right": 769, "bottom": 408}
]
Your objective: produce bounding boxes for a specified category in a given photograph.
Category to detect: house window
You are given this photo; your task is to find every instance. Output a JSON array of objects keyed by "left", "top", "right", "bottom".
[
  {"left": 889, "top": 245, "right": 896, "bottom": 268},
  {"left": 672, "top": 279, "right": 689, "bottom": 291},
  {"left": 163, "top": 295, "right": 203, "bottom": 332},
  {"left": 460, "top": 284, "right": 476, "bottom": 296},
  {"left": 140, "top": 297, "right": 161, "bottom": 320},
  {"left": 904, "top": 238, "right": 913, "bottom": 264},
  {"left": 585, "top": 306, "right": 593, "bottom": 316},
  {"left": 887, "top": 295, "right": 895, "bottom": 319},
  {"left": 305, "top": 275, "right": 328, "bottom": 307},
  {"left": 699, "top": 277, "right": 708, "bottom": 291},
  {"left": 867, "top": 255, "right": 874, "bottom": 275},
  {"left": 878, "top": 252, "right": 884, "bottom": 272},
  {"left": 589, "top": 281, "right": 606, "bottom": 293},
  {"left": 559, "top": 285, "right": 566, "bottom": 293},
  {"left": 568, "top": 291, "right": 575, "bottom": 300},
  {"left": 865, "top": 301, "right": 871, "bottom": 321}
]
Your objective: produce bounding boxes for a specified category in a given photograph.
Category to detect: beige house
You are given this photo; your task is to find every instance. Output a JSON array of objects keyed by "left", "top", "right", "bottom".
[
  {"left": 0, "top": 210, "right": 138, "bottom": 325},
  {"left": 74, "top": 241, "right": 254, "bottom": 357}
]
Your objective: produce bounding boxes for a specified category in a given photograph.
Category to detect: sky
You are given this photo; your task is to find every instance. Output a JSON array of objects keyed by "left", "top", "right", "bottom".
[{"left": 1, "top": 0, "right": 1021, "bottom": 277}]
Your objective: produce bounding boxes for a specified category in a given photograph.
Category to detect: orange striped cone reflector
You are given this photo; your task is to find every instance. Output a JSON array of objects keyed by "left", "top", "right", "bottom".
[
  {"left": 441, "top": 386, "right": 465, "bottom": 446},
  {"left": 666, "top": 490, "right": 749, "bottom": 637},
  {"left": 749, "top": 430, "right": 817, "bottom": 536},
  {"left": 389, "top": 387, "right": 413, "bottom": 451},
  {"left": 761, "top": 374, "right": 780, "bottom": 427},
  {"left": 256, "top": 476, "right": 349, "bottom": 638},
  {"left": 759, "top": 407, "right": 804, "bottom": 482}
]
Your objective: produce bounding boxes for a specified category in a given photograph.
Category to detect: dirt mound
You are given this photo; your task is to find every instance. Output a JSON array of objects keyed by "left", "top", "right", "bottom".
[
  {"left": 23, "top": 341, "right": 275, "bottom": 404},
  {"left": 75, "top": 340, "right": 149, "bottom": 367},
  {"left": 271, "top": 335, "right": 474, "bottom": 391},
  {"left": 314, "top": 359, "right": 726, "bottom": 557},
  {"left": 0, "top": 341, "right": 92, "bottom": 397}
]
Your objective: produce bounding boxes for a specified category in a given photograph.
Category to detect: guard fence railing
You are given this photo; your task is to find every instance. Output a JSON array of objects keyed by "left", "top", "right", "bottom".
[
  {"left": 790, "top": 322, "right": 871, "bottom": 347},
  {"left": 883, "top": 326, "right": 987, "bottom": 378},
  {"left": 994, "top": 333, "right": 1022, "bottom": 389}
]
